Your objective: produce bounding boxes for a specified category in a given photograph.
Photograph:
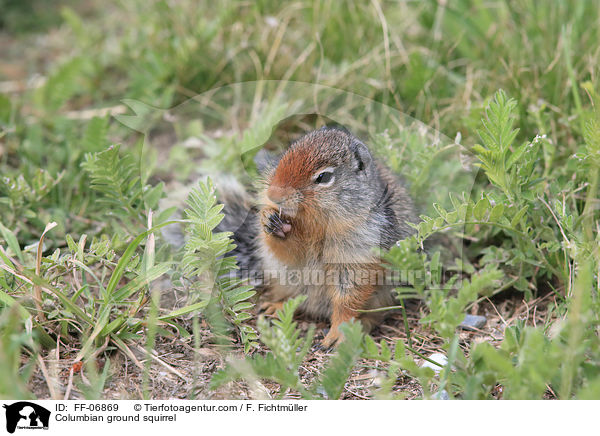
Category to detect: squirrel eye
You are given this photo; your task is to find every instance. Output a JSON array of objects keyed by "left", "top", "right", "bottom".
[{"left": 314, "top": 171, "right": 334, "bottom": 185}]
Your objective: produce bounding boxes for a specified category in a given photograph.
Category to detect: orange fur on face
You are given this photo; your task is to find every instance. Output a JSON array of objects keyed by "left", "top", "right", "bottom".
[{"left": 270, "top": 146, "right": 322, "bottom": 190}]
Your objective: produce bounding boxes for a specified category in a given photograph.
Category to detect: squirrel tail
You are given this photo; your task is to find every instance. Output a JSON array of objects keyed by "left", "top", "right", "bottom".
[{"left": 213, "top": 175, "right": 261, "bottom": 279}]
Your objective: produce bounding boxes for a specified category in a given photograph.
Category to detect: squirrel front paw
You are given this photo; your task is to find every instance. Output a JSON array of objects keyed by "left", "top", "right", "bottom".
[{"left": 261, "top": 209, "right": 292, "bottom": 239}]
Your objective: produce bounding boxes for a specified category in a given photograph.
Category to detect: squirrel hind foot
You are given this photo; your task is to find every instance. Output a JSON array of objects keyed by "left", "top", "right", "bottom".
[
  {"left": 259, "top": 300, "right": 285, "bottom": 317},
  {"left": 320, "top": 328, "right": 343, "bottom": 348}
]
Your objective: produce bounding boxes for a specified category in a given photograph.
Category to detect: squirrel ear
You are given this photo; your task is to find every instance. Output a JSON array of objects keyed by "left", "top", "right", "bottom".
[{"left": 350, "top": 139, "right": 372, "bottom": 172}]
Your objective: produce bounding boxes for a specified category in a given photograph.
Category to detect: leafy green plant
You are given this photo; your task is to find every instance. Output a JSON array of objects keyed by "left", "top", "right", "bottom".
[
  {"left": 0, "top": 306, "right": 38, "bottom": 399},
  {"left": 211, "top": 295, "right": 366, "bottom": 399},
  {"left": 407, "top": 91, "right": 576, "bottom": 298},
  {"left": 434, "top": 260, "right": 600, "bottom": 400},
  {"left": 421, "top": 266, "right": 503, "bottom": 340},
  {"left": 181, "top": 179, "right": 258, "bottom": 352},
  {"left": 82, "top": 144, "right": 168, "bottom": 235},
  {"left": 373, "top": 89, "right": 600, "bottom": 400}
]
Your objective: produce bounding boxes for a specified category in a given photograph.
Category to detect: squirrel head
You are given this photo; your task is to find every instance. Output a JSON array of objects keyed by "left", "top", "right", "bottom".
[{"left": 261, "top": 126, "right": 377, "bottom": 238}]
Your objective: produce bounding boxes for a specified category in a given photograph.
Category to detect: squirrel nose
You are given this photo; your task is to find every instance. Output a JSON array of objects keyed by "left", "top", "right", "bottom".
[{"left": 266, "top": 185, "right": 294, "bottom": 205}]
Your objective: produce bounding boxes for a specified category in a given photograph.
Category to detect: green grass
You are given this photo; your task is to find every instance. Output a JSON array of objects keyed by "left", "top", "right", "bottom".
[{"left": 0, "top": 0, "right": 598, "bottom": 399}]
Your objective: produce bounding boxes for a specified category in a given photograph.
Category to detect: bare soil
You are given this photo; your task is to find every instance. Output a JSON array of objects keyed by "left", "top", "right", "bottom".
[{"left": 29, "top": 292, "right": 554, "bottom": 400}]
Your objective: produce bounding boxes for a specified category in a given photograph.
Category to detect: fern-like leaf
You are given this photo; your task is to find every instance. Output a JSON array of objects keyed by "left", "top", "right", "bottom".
[
  {"left": 82, "top": 145, "right": 143, "bottom": 217},
  {"left": 209, "top": 295, "right": 313, "bottom": 395},
  {"left": 316, "top": 321, "right": 364, "bottom": 399},
  {"left": 182, "top": 178, "right": 258, "bottom": 351}
]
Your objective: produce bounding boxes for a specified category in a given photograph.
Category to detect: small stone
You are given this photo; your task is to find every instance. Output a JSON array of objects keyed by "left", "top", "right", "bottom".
[
  {"left": 265, "top": 16, "right": 279, "bottom": 28},
  {"left": 460, "top": 314, "right": 487, "bottom": 330},
  {"left": 315, "top": 386, "right": 328, "bottom": 399},
  {"left": 421, "top": 353, "right": 448, "bottom": 375},
  {"left": 432, "top": 389, "right": 450, "bottom": 400}
]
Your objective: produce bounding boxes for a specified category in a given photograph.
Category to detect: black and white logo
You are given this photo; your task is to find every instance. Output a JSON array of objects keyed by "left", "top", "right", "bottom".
[{"left": 3, "top": 402, "right": 50, "bottom": 433}]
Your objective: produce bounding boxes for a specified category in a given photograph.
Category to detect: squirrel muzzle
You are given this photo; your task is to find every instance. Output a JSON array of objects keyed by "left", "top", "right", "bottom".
[{"left": 262, "top": 184, "right": 301, "bottom": 238}]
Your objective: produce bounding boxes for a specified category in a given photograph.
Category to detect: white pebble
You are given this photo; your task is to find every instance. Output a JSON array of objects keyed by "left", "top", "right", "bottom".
[{"left": 421, "top": 353, "right": 448, "bottom": 374}]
